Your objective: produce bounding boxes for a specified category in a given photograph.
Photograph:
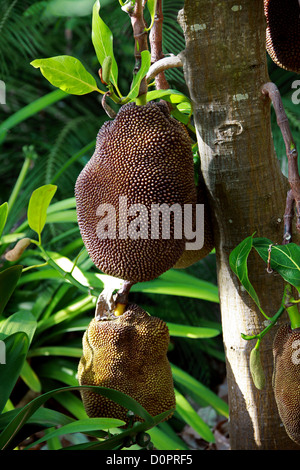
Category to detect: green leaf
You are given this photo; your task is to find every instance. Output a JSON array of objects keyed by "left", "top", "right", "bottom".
[
  {"left": 167, "top": 322, "right": 220, "bottom": 339},
  {"left": 0, "top": 203, "right": 8, "bottom": 239},
  {"left": 31, "top": 56, "right": 100, "bottom": 95},
  {"left": 0, "top": 266, "right": 23, "bottom": 316},
  {"left": 24, "top": 417, "right": 126, "bottom": 450},
  {"left": 27, "top": 184, "right": 57, "bottom": 238},
  {"left": 229, "top": 235, "right": 262, "bottom": 311},
  {"left": 145, "top": 0, "right": 157, "bottom": 31},
  {"left": 171, "top": 363, "right": 229, "bottom": 418},
  {"left": 20, "top": 360, "right": 42, "bottom": 393},
  {"left": 175, "top": 388, "right": 215, "bottom": 443},
  {"left": 0, "top": 332, "right": 29, "bottom": 414},
  {"left": 0, "top": 385, "right": 156, "bottom": 450},
  {"left": 0, "top": 311, "right": 37, "bottom": 344},
  {"left": 146, "top": 88, "right": 191, "bottom": 105},
  {"left": 127, "top": 50, "right": 151, "bottom": 100},
  {"left": 148, "top": 422, "right": 189, "bottom": 450},
  {"left": 253, "top": 238, "right": 300, "bottom": 291},
  {"left": 92, "top": 0, "right": 118, "bottom": 90}
]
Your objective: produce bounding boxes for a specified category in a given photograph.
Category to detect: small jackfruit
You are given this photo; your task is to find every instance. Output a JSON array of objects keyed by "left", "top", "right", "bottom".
[
  {"left": 172, "top": 179, "right": 214, "bottom": 269},
  {"left": 264, "top": 0, "right": 300, "bottom": 73},
  {"left": 249, "top": 347, "right": 266, "bottom": 390},
  {"left": 272, "top": 323, "right": 300, "bottom": 445},
  {"left": 75, "top": 101, "right": 197, "bottom": 283},
  {"left": 78, "top": 304, "right": 175, "bottom": 424}
]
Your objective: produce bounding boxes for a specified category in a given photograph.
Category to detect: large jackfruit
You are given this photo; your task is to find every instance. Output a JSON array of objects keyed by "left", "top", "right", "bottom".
[
  {"left": 272, "top": 323, "right": 300, "bottom": 445},
  {"left": 75, "top": 101, "right": 197, "bottom": 283},
  {"left": 264, "top": 0, "right": 300, "bottom": 74},
  {"left": 78, "top": 304, "right": 175, "bottom": 424}
]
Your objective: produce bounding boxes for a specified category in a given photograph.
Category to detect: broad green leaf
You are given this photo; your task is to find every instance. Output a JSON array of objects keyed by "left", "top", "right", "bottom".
[
  {"left": 167, "top": 322, "right": 220, "bottom": 339},
  {"left": 229, "top": 235, "right": 262, "bottom": 311},
  {"left": 27, "top": 184, "right": 57, "bottom": 237},
  {"left": 175, "top": 388, "right": 215, "bottom": 443},
  {"left": 148, "top": 422, "right": 189, "bottom": 450},
  {"left": 0, "top": 332, "right": 29, "bottom": 414},
  {"left": 92, "top": 0, "right": 118, "bottom": 90},
  {"left": 145, "top": 0, "right": 157, "bottom": 31},
  {"left": 0, "top": 265, "right": 23, "bottom": 316},
  {"left": 63, "top": 409, "right": 173, "bottom": 450},
  {"left": 28, "top": 346, "right": 82, "bottom": 358},
  {"left": 20, "top": 360, "right": 42, "bottom": 393},
  {"left": 146, "top": 88, "right": 191, "bottom": 104},
  {"left": 0, "top": 203, "right": 8, "bottom": 239},
  {"left": 127, "top": 50, "right": 151, "bottom": 100},
  {"left": 0, "top": 311, "right": 37, "bottom": 344},
  {"left": 253, "top": 238, "right": 300, "bottom": 291},
  {"left": 0, "top": 385, "right": 157, "bottom": 450},
  {"left": 31, "top": 56, "right": 100, "bottom": 95},
  {"left": 24, "top": 417, "right": 126, "bottom": 450},
  {"left": 171, "top": 363, "right": 229, "bottom": 418},
  {"left": 0, "top": 406, "right": 74, "bottom": 432}
]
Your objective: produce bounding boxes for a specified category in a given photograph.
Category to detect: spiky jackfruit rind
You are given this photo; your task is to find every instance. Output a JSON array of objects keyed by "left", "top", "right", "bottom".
[
  {"left": 75, "top": 101, "right": 197, "bottom": 283},
  {"left": 264, "top": 0, "right": 300, "bottom": 74},
  {"left": 78, "top": 304, "right": 176, "bottom": 424},
  {"left": 272, "top": 323, "right": 300, "bottom": 445}
]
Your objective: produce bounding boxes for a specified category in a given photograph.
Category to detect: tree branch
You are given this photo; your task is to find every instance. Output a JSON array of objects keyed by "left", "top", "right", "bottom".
[
  {"left": 146, "top": 54, "right": 183, "bottom": 82},
  {"left": 261, "top": 82, "right": 300, "bottom": 241}
]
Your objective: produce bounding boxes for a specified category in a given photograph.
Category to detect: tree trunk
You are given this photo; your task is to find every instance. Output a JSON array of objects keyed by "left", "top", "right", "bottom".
[{"left": 178, "top": 0, "right": 300, "bottom": 450}]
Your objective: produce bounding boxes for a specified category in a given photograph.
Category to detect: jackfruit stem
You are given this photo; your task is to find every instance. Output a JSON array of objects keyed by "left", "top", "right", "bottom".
[
  {"left": 114, "top": 280, "right": 136, "bottom": 307},
  {"left": 135, "top": 94, "right": 147, "bottom": 106}
]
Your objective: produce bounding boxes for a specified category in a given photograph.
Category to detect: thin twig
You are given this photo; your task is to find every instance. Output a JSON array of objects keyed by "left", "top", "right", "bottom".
[
  {"left": 127, "top": 0, "right": 149, "bottom": 98},
  {"left": 261, "top": 82, "right": 300, "bottom": 241},
  {"left": 149, "top": 0, "right": 169, "bottom": 90},
  {"left": 146, "top": 55, "right": 183, "bottom": 82}
]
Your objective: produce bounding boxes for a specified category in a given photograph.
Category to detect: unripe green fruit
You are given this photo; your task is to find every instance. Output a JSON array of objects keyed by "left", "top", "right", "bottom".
[{"left": 249, "top": 347, "right": 266, "bottom": 390}]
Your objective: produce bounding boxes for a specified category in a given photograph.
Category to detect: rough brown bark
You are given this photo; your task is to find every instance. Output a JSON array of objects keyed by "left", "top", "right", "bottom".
[{"left": 178, "top": 0, "right": 299, "bottom": 450}]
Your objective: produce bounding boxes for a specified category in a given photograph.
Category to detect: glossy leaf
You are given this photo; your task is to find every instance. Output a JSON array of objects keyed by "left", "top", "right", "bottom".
[
  {"left": 175, "top": 388, "right": 215, "bottom": 442},
  {"left": 167, "top": 322, "right": 220, "bottom": 339},
  {"left": 24, "top": 417, "right": 126, "bottom": 449},
  {"left": 92, "top": 0, "right": 118, "bottom": 90},
  {"left": 0, "top": 332, "right": 29, "bottom": 414},
  {"left": 145, "top": 0, "right": 157, "bottom": 30},
  {"left": 27, "top": 184, "right": 57, "bottom": 237},
  {"left": 253, "top": 237, "right": 300, "bottom": 291},
  {"left": 229, "top": 235, "right": 262, "bottom": 311},
  {"left": 0, "top": 385, "right": 157, "bottom": 450},
  {"left": 0, "top": 265, "right": 23, "bottom": 316},
  {"left": 171, "top": 363, "right": 229, "bottom": 418},
  {"left": 0, "top": 310, "right": 37, "bottom": 344},
  {"left": 148, "top": 422, "right": 189, "bottom": 450},
  {"left": 0, "top": 203, "right": 8, "bottom": 239},
  {"left": 127, "top": 50, "right": 151, "bottom": 100},
  {"left": 31, "top": 56, "right": 100, "bottom": 95}
]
